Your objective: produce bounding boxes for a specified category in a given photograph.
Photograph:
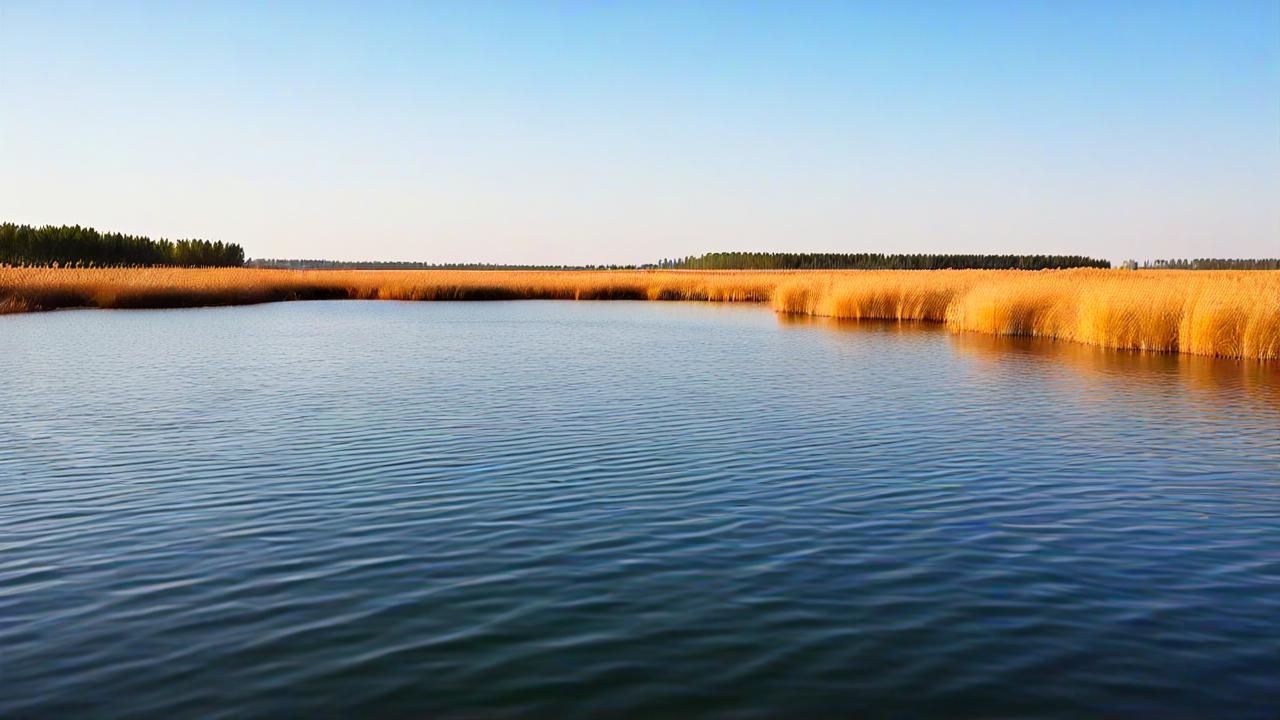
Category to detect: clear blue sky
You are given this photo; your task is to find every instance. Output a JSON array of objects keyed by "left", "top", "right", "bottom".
[{"left": 1, "top": 1, "right": 1277, "bottom": 263}]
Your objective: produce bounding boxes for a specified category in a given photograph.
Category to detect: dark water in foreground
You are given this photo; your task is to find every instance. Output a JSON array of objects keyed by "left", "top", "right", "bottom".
[{"left": 2, "top": 301, "right": 1278, "bottom": 718}]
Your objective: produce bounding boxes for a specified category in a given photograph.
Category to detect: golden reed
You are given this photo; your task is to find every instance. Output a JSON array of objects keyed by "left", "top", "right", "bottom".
[{"left": 2, "top": 267, "right": 1277, "bottom": 360}]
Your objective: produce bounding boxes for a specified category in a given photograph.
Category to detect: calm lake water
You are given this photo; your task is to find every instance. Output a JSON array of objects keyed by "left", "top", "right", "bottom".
[{"left": 2, "top": 300, "right": 1278, "bottom": 718}]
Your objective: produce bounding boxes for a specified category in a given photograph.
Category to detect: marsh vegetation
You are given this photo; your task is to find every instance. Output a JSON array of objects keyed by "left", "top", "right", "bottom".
[{"left": 3, "top": 266, "right": 1277, "bottom": 360}]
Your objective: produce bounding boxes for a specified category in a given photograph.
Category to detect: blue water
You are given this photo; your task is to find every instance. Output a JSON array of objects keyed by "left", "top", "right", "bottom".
[{"left": 2, "top": 300, "right": 1278, "bottom": 717}]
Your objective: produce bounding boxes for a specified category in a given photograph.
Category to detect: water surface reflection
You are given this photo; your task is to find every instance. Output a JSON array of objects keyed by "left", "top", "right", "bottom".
[{"left": 3, "top": 302, "right": 1278, "bottom": 718}]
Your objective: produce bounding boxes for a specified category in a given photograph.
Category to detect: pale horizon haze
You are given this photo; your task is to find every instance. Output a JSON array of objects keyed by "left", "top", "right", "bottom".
[{"left": 1, "top": 1, "right": 1277, "bottom": 265}]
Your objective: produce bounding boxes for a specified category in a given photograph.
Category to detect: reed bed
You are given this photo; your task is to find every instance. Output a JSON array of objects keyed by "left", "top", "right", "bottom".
[
  {"left": 0, "top": 267, "right": 782, "bottom": 310},
  {"left": 772, "top": 269, "right": 1280, "bottom": 360},
  {"left": 2, "top": 266, "right": 1277, "bottom": 360}
]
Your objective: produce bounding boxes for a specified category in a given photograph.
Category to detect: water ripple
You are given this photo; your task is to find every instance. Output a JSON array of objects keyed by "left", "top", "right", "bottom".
[{"left": 1, "top": 301, "right": 1278, "bottom": 717}]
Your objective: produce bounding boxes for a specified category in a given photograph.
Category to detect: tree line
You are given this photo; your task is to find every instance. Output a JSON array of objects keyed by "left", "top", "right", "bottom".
[
  {"left": 0, "top": 223, "right": 245, "bottom": 267},
  {"left": 1124, "top": 258, "right": 1280, "bottom": 270},
  {"left": 9, "top": 226, "right": 1271, "bottom": 272},
  {"left": 658, "top": 252, "right": 1111, "bottom": 270},
  {"left": 245, "top": 259, "right": 649, "bottom": 270}
]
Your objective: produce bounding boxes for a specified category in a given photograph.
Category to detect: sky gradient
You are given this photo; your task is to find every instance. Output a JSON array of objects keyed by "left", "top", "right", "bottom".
[{"left": 2, "top": 1, "right": 1277, "bottom": 264}]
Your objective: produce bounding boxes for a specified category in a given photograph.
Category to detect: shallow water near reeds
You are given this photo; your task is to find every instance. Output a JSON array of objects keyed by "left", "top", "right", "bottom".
[{"left": 2, "top": 300, "right": 1278, "bottom": 717}]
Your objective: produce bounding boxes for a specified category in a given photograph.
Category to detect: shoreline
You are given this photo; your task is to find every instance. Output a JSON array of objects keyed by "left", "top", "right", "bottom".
[{"left": 2, "top": 267, "right": 1278, "bottom": 361}]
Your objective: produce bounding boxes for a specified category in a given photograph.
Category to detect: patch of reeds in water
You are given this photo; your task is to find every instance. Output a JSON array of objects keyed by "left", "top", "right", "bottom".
[
  {"left": 2, "top": 266, "right": 1277, "bottom": 360},
  {"left": 772, "top": 269, "right": 1280, "bottom": 360}
]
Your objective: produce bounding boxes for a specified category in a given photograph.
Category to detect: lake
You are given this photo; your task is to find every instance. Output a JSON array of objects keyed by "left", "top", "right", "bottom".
[{"left": 2, "top": 300, "right": 1278, "bottom": 717}]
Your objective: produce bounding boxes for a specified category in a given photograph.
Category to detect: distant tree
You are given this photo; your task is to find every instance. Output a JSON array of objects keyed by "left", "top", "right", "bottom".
[
  {"left": 664, "top": 252, "right": 1112, "bottom": 270},
  {"left": 243, "top": 259, "right": 654, "bottom": 270},
  {"left": 1141, "top": 258, "right": 1280, "bottom": 270},
  {"left": 0, "top": 223, "right": 245, "bottom": 267}
]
